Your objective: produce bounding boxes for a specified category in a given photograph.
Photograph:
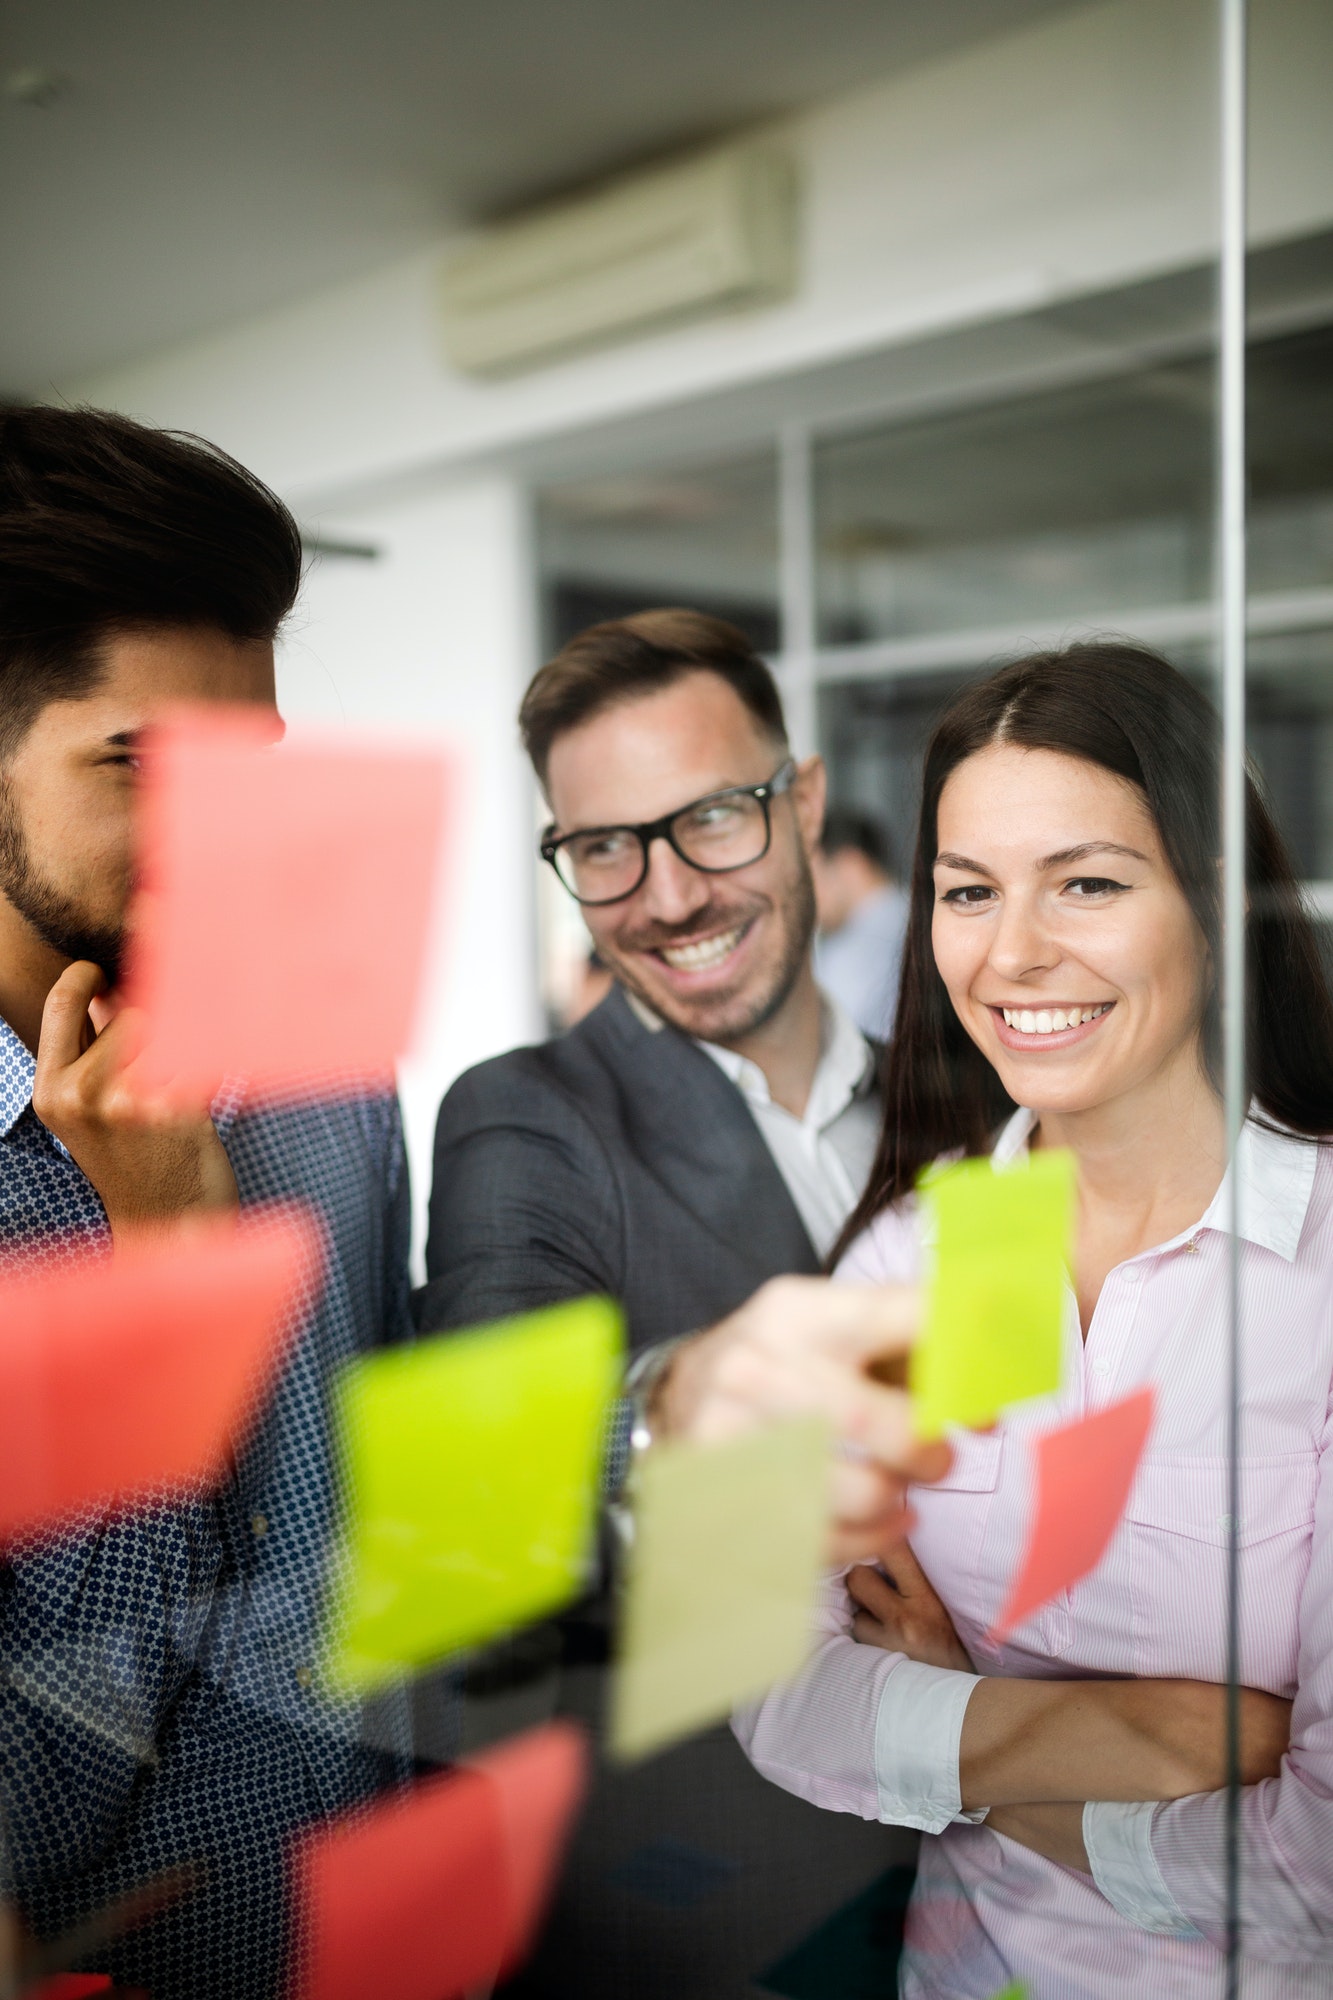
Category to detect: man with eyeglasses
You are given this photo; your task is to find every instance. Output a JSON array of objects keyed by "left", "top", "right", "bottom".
[
  {"left": 419, "top": 607, "right": 884, "bottom": 1362},
  {"left": 417, "top": 607, "right": 916, "bottom": 1995}
]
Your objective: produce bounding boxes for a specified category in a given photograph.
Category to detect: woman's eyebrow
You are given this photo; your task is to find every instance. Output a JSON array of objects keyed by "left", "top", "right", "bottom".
[
  {"left": 934, "top": 851, "right": 994, "bottom": 875},
  {"left": 1038, "top": 840, "right": 1151, "bottom": 869},
  {"left": 933, "top": 841, "right": 1151, "bottom": 875}
]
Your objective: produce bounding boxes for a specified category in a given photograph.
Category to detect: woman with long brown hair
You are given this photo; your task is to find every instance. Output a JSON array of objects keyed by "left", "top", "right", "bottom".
[{"left": 735, "top": 642, "right": 1333, "bottom": 1996}]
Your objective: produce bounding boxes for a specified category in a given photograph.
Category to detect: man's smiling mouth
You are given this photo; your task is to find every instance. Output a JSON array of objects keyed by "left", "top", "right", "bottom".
[{"left": 655, "top": 924, "right": 746, "bottom": 972}]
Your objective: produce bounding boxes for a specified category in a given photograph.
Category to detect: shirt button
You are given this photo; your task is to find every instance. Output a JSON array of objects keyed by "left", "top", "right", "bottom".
[
  {"left": 1122, "top": 1267, "right": 1143, "bottom": 1285},
  {"left": 250, "top": 1513, "right": 269, "bottom": 1538},
  {"left": 295, "top": 1666, "right": 313, "bottom": 1690},
  {"left": 1218, "top": 1514, "right": 1239, "bottom": 1533},
  {"left": 1089, "top": 1357, "right": 1110, "bottom": 1378}
]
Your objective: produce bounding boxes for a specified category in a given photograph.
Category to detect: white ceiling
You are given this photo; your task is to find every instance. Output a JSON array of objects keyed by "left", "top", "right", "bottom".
[{"left": 1, "top": 0, "right": 1073, "bottom": 396}]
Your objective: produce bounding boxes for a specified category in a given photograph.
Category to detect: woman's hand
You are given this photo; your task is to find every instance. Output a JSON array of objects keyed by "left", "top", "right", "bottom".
[
  {"left": 986, "top": 1803, "right": 1090, "bottom": 1873},
  {"left": 848, "top": 1540, "right": 976, "bottom": 1673}
]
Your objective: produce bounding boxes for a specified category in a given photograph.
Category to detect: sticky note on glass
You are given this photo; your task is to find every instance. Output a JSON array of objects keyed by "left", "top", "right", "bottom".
[
  {"left": 292, "top": 1720, "right": 588, "bottom": 2000},
  {"left": 125, "top": 706, "right": 449, "bottom": 1099},
  {"left": 913, "top": 1149, "right": 1074, "bottom": 1437},
  {"left": 992, "top": 1387, "right": 1155, "bottom": 1641},
  {"left": 0, "top": 1209, "right": 317, "bottom": 1542},
  {"left": 611, "top": 1417, "right": 828, "bottom": 1761},
  {"left": 324, "top": 1298, "right": 622, "bottom": 1691}
]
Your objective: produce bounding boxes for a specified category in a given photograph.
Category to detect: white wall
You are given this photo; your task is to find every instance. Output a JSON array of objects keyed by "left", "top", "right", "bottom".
[{"left": 278, "top": 477, "right": 540, "bottom": 1269}]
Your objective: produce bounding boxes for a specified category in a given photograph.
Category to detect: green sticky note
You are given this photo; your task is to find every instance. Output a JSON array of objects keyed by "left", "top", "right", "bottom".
[
  {"left": 611, "top": 1416, "right": 828, "bottom": 1761},
  {"left": 323, "top": 1296, "right": 623, "bottom": 1692},
  {"left": 988, "top": 1986, "right": 1029, "bottom": 2000},
  {"left": 912, "top": 1148, "right": 1073, "bottom": 1438}
]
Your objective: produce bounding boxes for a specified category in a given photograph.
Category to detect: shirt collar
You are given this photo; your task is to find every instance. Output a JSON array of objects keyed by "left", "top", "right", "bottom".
[
  {"left": 0, "top": 1012, "right": 37, "bottom": 1140},
  {"left": 991, "top": 1102, "right": 1319, "bottom": 1263}
]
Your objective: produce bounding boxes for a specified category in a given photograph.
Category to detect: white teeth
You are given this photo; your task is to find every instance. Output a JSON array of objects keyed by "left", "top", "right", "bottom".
[
  {"left": 1000, "top": 1002, "right": 1111, "bottom": 1035},
  {"left": 660, "top": 926, "right": 742, "bottom": 971}
]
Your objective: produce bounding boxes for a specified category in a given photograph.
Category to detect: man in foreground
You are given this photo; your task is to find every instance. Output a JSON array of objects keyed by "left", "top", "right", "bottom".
[
  {"left": 421, "top": 611, "right": 923, "bottom": 1998},
  {"left": 0, "top": 413, "right": 932, "bottom": 1998},
  {"left": 420, "top": 609, "right": 885, "bottom": 1349}
]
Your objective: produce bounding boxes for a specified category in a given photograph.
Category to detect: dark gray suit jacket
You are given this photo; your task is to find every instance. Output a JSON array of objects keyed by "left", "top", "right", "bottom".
[{"left": 419, "top": 984, "right": 826, "bottom": 1350}]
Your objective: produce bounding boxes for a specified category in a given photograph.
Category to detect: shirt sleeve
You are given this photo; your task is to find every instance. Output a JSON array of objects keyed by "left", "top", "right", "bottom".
[
  {"left": 732, "top": 1566, "right": 985, "bottom": 1832},
  {"left": 1094, "top": 1400, "right": 1333, "bottom": 1960},
  {"left": 1082, "top": 1801, "right": 1203, "bottom": 1936}
]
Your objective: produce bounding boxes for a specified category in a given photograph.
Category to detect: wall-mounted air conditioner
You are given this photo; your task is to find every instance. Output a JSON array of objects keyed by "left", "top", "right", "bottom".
[{"left": 439, "top": 141, "right": 799, "bottom": 377}]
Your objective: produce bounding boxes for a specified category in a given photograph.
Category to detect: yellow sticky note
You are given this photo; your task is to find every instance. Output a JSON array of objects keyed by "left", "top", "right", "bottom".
[
  {"left": 912, "top": 1149, "right": 1073, "bottom": 1438},
  {"left": 323, "top": 1297, "right": 623, "bottom": 1692},
  {"left": 611, "top": 1417, "right": 828, "bottom": 1761}
]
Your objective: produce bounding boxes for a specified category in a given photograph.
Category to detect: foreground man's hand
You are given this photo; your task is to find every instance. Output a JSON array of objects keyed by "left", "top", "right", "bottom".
[
  {"left": 649, "top": 1276, "right": 949, "bottom": 1563},
  {"left": 33, "top": 960, "right": 238, "bottom": 1240}
]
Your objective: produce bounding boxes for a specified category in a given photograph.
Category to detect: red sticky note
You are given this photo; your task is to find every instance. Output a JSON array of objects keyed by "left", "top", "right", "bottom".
[
  {"left": 0, "top": 1209, "right": 319, "bottom": 1542},
  {"left": 291, "top": 1722, "right": 588, "bottom": 2000},
  {"left": 991, "top": 1388, "right": 1155, "bottom": 1641},
  {"left": 125, "top": 707, "right": 449, "bottom": 1099},
  {"left": 466, "top": 1721, "right": 588, "bottom": 1973},
  {"left": 31, "top": 1982, "right": 114, "bottom": 1998}
]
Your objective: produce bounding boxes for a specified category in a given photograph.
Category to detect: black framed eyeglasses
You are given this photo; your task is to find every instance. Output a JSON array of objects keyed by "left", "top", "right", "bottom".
[{"left": 540, "top": 760, "right": 798, "bottom": 907}]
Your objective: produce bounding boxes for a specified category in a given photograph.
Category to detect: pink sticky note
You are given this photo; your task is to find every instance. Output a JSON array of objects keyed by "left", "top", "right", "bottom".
[
  {"left": 291, "top": 1722, "right": 588, "bottom": 2000},
  {"left": 467, "top": 1721, "right": 589, "bottom": 1975},
  {"left": 991, "top": 1388, "right": 1155, "bottom": 1641},
  {"left": 124, "top": 707, "right": 449, "bottom": 1099},
  {"left": 0, "top": 1209, "right": 319, "bottom": 1541}
]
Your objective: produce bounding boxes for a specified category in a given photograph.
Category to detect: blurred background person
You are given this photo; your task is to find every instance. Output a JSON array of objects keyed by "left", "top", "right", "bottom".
[{"left": 812, "top": 807, "right": 908, "bottom": 1040}]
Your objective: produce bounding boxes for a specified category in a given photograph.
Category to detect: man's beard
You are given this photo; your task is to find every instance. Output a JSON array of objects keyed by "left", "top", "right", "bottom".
[
  {"left": 605, "top": 853, "right": 817, "bottom": 1045},
  {"left": 0, "top": 781, "right": 125, "bottom": 983}
]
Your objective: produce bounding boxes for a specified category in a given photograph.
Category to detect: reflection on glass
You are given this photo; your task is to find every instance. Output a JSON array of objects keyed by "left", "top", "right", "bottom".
[{"left": 813, "top": 311, "right": 1333, "bottom": 651}]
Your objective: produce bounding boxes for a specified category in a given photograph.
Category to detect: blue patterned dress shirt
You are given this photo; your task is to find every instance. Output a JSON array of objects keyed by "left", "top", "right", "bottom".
[{"left": 0, "top": 1015, "right": 415, "bottom": 1999}]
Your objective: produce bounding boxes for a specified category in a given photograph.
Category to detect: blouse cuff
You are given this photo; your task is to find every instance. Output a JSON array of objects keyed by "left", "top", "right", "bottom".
[
  {"left": 1082, "top": 1801, "right": 1204, "bottom": 1938},
  {"left": 873, "top": 1657, "right": 988, "bottom": 1833}
]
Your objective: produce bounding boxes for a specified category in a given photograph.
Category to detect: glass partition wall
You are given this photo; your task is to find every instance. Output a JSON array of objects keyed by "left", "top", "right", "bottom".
[{"left": 525, "top": 8, "right": 1333, "bottom": 1986}]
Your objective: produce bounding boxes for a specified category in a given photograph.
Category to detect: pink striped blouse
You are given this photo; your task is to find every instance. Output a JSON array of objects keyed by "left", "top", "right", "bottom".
[{"left": 734, "top": 1110, "right": 1333, "bottom": 1997}]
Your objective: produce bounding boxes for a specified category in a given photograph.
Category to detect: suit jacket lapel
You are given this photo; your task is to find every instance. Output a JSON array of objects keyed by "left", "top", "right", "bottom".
[{"left": 590, "top": 987, "right": 820, "bottom": 1281}]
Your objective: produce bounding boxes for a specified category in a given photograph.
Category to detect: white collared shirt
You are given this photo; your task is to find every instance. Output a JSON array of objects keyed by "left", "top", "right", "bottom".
[
  {"left": 735, "top": 1105, "right": 1333, "bottom": 1996},
  {"left": 694, "top": 995, "right": 880, "bottom": 1259},
  {"left": 624, "top": 985, "right": 879, "bottom": 1258}
]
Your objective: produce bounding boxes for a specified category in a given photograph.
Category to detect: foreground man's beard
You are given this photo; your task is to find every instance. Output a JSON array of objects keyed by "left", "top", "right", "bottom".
[
  {"left": 606, "top": 859, "right": 817, "bottom": 1044},
  {"left": 0, "top": 781, "right": 125, "bottom": 983}
]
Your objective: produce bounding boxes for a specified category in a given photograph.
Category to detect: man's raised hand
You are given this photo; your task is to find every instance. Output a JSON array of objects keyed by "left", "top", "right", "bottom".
[{"left": 32, "top": 960, "right": 238, "bottom": 1240}]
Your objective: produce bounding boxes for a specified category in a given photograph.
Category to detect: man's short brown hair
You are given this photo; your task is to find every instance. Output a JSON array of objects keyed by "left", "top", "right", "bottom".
[{"left": 519, "top": 607, "right": 787, "bottom": 786}]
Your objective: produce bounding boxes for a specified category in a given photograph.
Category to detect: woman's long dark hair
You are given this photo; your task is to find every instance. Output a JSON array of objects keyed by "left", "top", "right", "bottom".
[{"left": 834, "top": 640, "right": 1333, "bottom": 1261}]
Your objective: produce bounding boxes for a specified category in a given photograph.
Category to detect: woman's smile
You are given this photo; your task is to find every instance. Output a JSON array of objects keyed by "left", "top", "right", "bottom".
[{"left": 990, "top": 999, "right": 1115, "bottom": 1050}]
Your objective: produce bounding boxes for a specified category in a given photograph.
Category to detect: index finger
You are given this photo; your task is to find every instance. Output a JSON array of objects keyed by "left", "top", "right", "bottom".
[
  {"left": 35, "top": 962, "right": 106, "bottom": 1077},
  {"left": 814, "top": 1282, "right": 922, "bottom": 1366}
]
